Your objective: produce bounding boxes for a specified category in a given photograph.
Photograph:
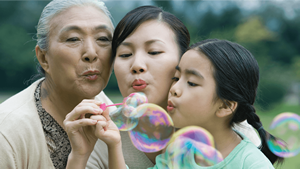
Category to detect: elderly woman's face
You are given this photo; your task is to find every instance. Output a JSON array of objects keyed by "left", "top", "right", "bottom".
[
  {"left": 43, "top": 6, "right": 113, "bottom": 98},
  {"left": 114, "top": 20, "right": 180, "bottom": 109}
]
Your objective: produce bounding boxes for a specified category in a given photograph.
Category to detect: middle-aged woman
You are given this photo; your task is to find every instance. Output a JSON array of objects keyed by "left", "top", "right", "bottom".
[
  {"left": 65, "top": 5, "right": 262, "bottom": 169},
  {"left": 0, "top": 0, "right": 116, "bottom": 168}
]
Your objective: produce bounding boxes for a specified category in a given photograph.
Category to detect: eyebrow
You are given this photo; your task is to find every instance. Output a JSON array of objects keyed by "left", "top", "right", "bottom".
[
  {"left": 120, "top": 39, "right": 165, "bottom": 47},
  {"left": 60, "top": 25, "right": 113, "bottom": 34},
  {"left": 175, "top": 65, "right": 204, "bottom": 79},
  {"left": 145, "top": 39, "right": 165, "bottom": 45},
  {"left": 95, "top": 25, "right": 113, "bottom": 33}
]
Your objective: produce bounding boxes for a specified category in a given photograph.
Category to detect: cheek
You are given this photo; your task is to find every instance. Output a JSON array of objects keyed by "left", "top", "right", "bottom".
[
  {"left": 50, "top": 49, "right": 77, "bottom": 69},
  {"left": 100, "top": 48, "right": 112, "bottom": 63},
  {"left": 113, "top": 60, "right": 128, "bottom": 96},
  {"left": 113, "top": 60, "right": 125, "bottom": 80},
  {"left": 150, "top": 59, "right": 178, "bottom": 104}
]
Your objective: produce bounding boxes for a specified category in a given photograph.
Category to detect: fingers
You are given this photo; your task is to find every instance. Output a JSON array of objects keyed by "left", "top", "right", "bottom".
[
  {"left": 64, "top": 118, "right": 97, "bottom": 133},
  {"left": 65, "top": 100, "right": 103, "bottom": 121},
  {"left": 90, "top": 115, "right": 108, "bottom": 131},
  {"left": 96, "top": 121, "right": 108, "bottom": 129},
  {"left": 94, "top": 121, "right": 108, "bottom": 138},
  {"left": 102, "top": 108, "right": 111, "bottom": 121},
  {"left": 90, "top": 115, "right": 107, "bottom": 122}
]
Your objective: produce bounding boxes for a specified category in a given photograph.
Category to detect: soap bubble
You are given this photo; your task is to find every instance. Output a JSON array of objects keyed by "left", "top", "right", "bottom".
[
  {"left": 129, "top": 103, "right": 174, "bottom": 153},
  {"left": 267, "top": 112, "right": 300, "bottom": 157},
  {"left": 158, "top": 126, "right": 223, "bottom": 168},
  {"left": 110, "top": 107, "right": 138, "bottom": 131}
]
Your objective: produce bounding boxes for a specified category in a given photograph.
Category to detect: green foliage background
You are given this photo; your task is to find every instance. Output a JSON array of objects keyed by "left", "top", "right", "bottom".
[
  {"left": 1, "top": 0, "right": 299, "bottom": 109},
  {"left": 0, "top": 1, "right": 299, "bottom": 168}
]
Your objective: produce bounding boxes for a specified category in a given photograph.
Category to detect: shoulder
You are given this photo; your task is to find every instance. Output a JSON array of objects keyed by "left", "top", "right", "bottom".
[
  {"left": 233, "top": 134, "right": 274, "bottom": 168},
  {"left": 0, "top": 79, "right": 48, "bottom": 157},
  {"left": 0, "top": 79, "right": 42, "bottom": 128},
  {"left": 120, "top": 131, "right": 154, "bottom": 168},
  {"left": 86, "top": 139, "right": 109, "bottom": 169},
  {"left": 95, "top": 91, "right": 113, "bottom": 103},
  {"left": 0, "top": 79, "right": 43, "bottom": 120},
  {"left": 233, "top": 120, "right": 261, "bottom": 147},
  {"left": 95, "top": 91, "right": 116, "bottom": 112}
]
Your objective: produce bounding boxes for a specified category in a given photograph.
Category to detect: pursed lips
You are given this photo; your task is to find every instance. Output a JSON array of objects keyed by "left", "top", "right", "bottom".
[
  {"left": 132, "top": 79, "right": 147, "bottom": 90},
  {"left": 82, "top": 70, "right": 100, "bottom": 81},
  {"left": 167, "top": 100, "right": 175, "bottom": 112}
]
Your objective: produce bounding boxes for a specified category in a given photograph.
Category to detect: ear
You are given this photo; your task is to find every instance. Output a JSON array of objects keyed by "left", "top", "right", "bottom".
[
  {"left": 35, "top": 45, "right": 49, "bottom": 73},
  {"left": 216, "top": 100, "right": 238, "bottom": 118}
]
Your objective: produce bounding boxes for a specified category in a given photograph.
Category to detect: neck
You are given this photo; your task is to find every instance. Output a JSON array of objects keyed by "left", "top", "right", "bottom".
[
  {"left": 208, "top": 125, "right": 242, "bottom": 159},
  {"left": 40, "top": 79, "right": 91, "bottom": 128}
]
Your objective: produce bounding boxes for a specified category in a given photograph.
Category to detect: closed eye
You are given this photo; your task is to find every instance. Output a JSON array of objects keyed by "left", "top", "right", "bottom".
[
  {"left": 172, "top": 77, "right": 179, "bottom": 81},
  {"left": 119, "top": 54, "right": 132, "bottom": 58},
  {"left": 148, "top": 51, "right": 162, "bottom": 55},
  {"left": 66, "top": 37, "right": 80, "bottom": 42},
  {"left": 97, "top": 36, "right": 111, "bottom": 42},
  {"left": 188, "top": 81, "right": 197, "bottom": 86}
]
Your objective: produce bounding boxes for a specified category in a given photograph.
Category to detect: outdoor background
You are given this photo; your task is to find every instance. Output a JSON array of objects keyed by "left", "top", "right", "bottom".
[{"left": 0, "top": 0, "right": 299, "bottom": 168}]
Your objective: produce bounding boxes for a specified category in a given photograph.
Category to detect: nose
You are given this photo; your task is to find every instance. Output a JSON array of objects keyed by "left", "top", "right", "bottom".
[
  {"left": 130, "top": 55, "right": 147, "bottom": 74},
  {"left": 82, "top": 38, "right": 97, "bottom": 63},
  {"left": 169, "top": 82, "right": 182, "bottom": 97}
]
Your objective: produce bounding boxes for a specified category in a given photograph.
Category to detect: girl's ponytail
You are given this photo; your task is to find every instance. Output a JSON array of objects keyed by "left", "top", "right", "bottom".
[{"left": 246, "top": 107, "right": 285, "bottom": 165}]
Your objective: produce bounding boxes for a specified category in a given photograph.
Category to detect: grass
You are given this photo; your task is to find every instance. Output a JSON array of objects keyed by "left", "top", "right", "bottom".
[{"left": 2, "top": 91, "right": 299, "bottom": 168}]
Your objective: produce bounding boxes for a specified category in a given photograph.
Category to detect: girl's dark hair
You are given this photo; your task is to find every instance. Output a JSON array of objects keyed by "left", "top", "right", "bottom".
[
  {"left": 112, "top": 5, "right": 190, "bottom": 59},
  {"left": 190, "top": 39, "right": 285, "bottom": 165}
]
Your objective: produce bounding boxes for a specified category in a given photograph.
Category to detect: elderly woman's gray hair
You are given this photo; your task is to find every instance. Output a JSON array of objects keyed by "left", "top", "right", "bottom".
[{"left": 35, "top": 0, "right": 113, "bottom": 74}]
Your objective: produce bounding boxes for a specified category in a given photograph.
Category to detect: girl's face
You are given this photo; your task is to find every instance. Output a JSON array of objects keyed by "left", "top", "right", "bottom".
[
  {"left": 114, "top": 20, "right": 180, "bottom": 108},
  {"left": 167, "top": 49, "right": 222, "bottom": 129}
]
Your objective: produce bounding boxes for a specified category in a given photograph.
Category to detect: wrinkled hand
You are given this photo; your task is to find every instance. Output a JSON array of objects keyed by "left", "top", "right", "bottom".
[
  {"left": 91, "top": 112, "right": 121, "bottom": 147},
  {"left": 63, "top": 99, "right": 104, "bottom": 157}
]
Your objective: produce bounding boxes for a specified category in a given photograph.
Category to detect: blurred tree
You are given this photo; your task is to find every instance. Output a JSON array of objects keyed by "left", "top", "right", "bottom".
[
  {"left": 0, "top": 1, "right": 20, "bottom": 23},
  {"left": 235, "top": 17, "right": 275, "bottom": 42},
  {"left": 0, "top": 24, "right": 36, "bottom": 91},
  {"left": 292, "top": 57, "right": 300, "bottom": 81},
  {"left": 0, "top": 0, "right": 299, "bottom": 108}
]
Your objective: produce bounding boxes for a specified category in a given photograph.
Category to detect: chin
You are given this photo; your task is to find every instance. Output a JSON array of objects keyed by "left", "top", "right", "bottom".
[{"left": 82, "top": 88, "right": 102, "bottom": 98}]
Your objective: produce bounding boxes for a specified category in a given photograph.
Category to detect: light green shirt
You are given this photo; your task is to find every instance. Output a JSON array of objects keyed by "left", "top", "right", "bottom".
[{"left": 150, "top": 130, "right": 274, "bottom": 169}]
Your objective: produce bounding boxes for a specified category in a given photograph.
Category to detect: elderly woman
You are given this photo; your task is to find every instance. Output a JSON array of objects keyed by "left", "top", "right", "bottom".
[{"left": 0, "top": 0, "right": 115, "bottom": 168}]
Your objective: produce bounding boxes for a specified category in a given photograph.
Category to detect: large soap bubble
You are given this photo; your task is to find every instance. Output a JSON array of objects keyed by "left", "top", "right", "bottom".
[
  {"left": 267, "top": 112, "right": 300, "bottom": 158},
  {"left": 160, "top": 126, "right": 223, "bottom": 168},
  {"left": 129, "top": 103, "right": 175, "bottom": 153}
]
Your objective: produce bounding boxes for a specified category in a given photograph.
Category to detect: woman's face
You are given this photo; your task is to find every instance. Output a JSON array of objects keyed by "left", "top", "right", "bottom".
[
  {"left": 114, "top": 20, "right": 180, "bottom": 109},
  {"left": 167, "top": 50, "right": 222, "bottom": 129},
  {"left": 43, "top": 6, "right": 113, "bottom": 99}
]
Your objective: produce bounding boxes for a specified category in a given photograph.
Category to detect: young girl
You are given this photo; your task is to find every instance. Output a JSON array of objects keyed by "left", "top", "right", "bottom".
[{"left": 92, "top": 39, "right": 284, "bottom": 168}]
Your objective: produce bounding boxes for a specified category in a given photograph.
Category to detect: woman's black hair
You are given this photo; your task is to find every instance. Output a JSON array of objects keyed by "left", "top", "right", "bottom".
[
  {"left": 190, "top": 39, "right": 285, "bottom": 165},
  {"left": 112, "top": 5, "right": 190, "bottom": 59}
]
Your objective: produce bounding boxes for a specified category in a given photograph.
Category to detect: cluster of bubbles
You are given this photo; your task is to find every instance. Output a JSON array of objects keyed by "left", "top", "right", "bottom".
[
  {"left": 267, "top": 112, "right": 300, "bottom": 158},
  {"left": 106, "top": 92, "right": 300, "bottom": 167},
  {"left": 108, "top": 92, "right": 225, "bottom": 167},
  {"left": 160, "top": 126, "right": 224, "bottom": 168},
  {"left": 109, "top": 92, "right": 174, "bottom": 153}
]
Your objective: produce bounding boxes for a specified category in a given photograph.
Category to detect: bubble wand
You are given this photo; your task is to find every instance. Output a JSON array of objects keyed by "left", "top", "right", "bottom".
[{"left": 100, "top": 103, "right": 123, "bottom": 110}]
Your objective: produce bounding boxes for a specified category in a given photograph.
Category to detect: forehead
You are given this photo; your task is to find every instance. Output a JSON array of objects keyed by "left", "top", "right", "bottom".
[
  {"left": 179, "top": 49, "right": 214, "bottom": 76},
  {"left": 124, "top": 20, "right": 176, "bottom": 44},
  {"left": 49, "top": 5, "right": 113, "bottom": 35}
]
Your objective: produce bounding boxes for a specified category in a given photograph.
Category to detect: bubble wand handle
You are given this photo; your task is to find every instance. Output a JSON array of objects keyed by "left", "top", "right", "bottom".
[{"left": 100, "top": 103, "right": 123, "bottom": 110}]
